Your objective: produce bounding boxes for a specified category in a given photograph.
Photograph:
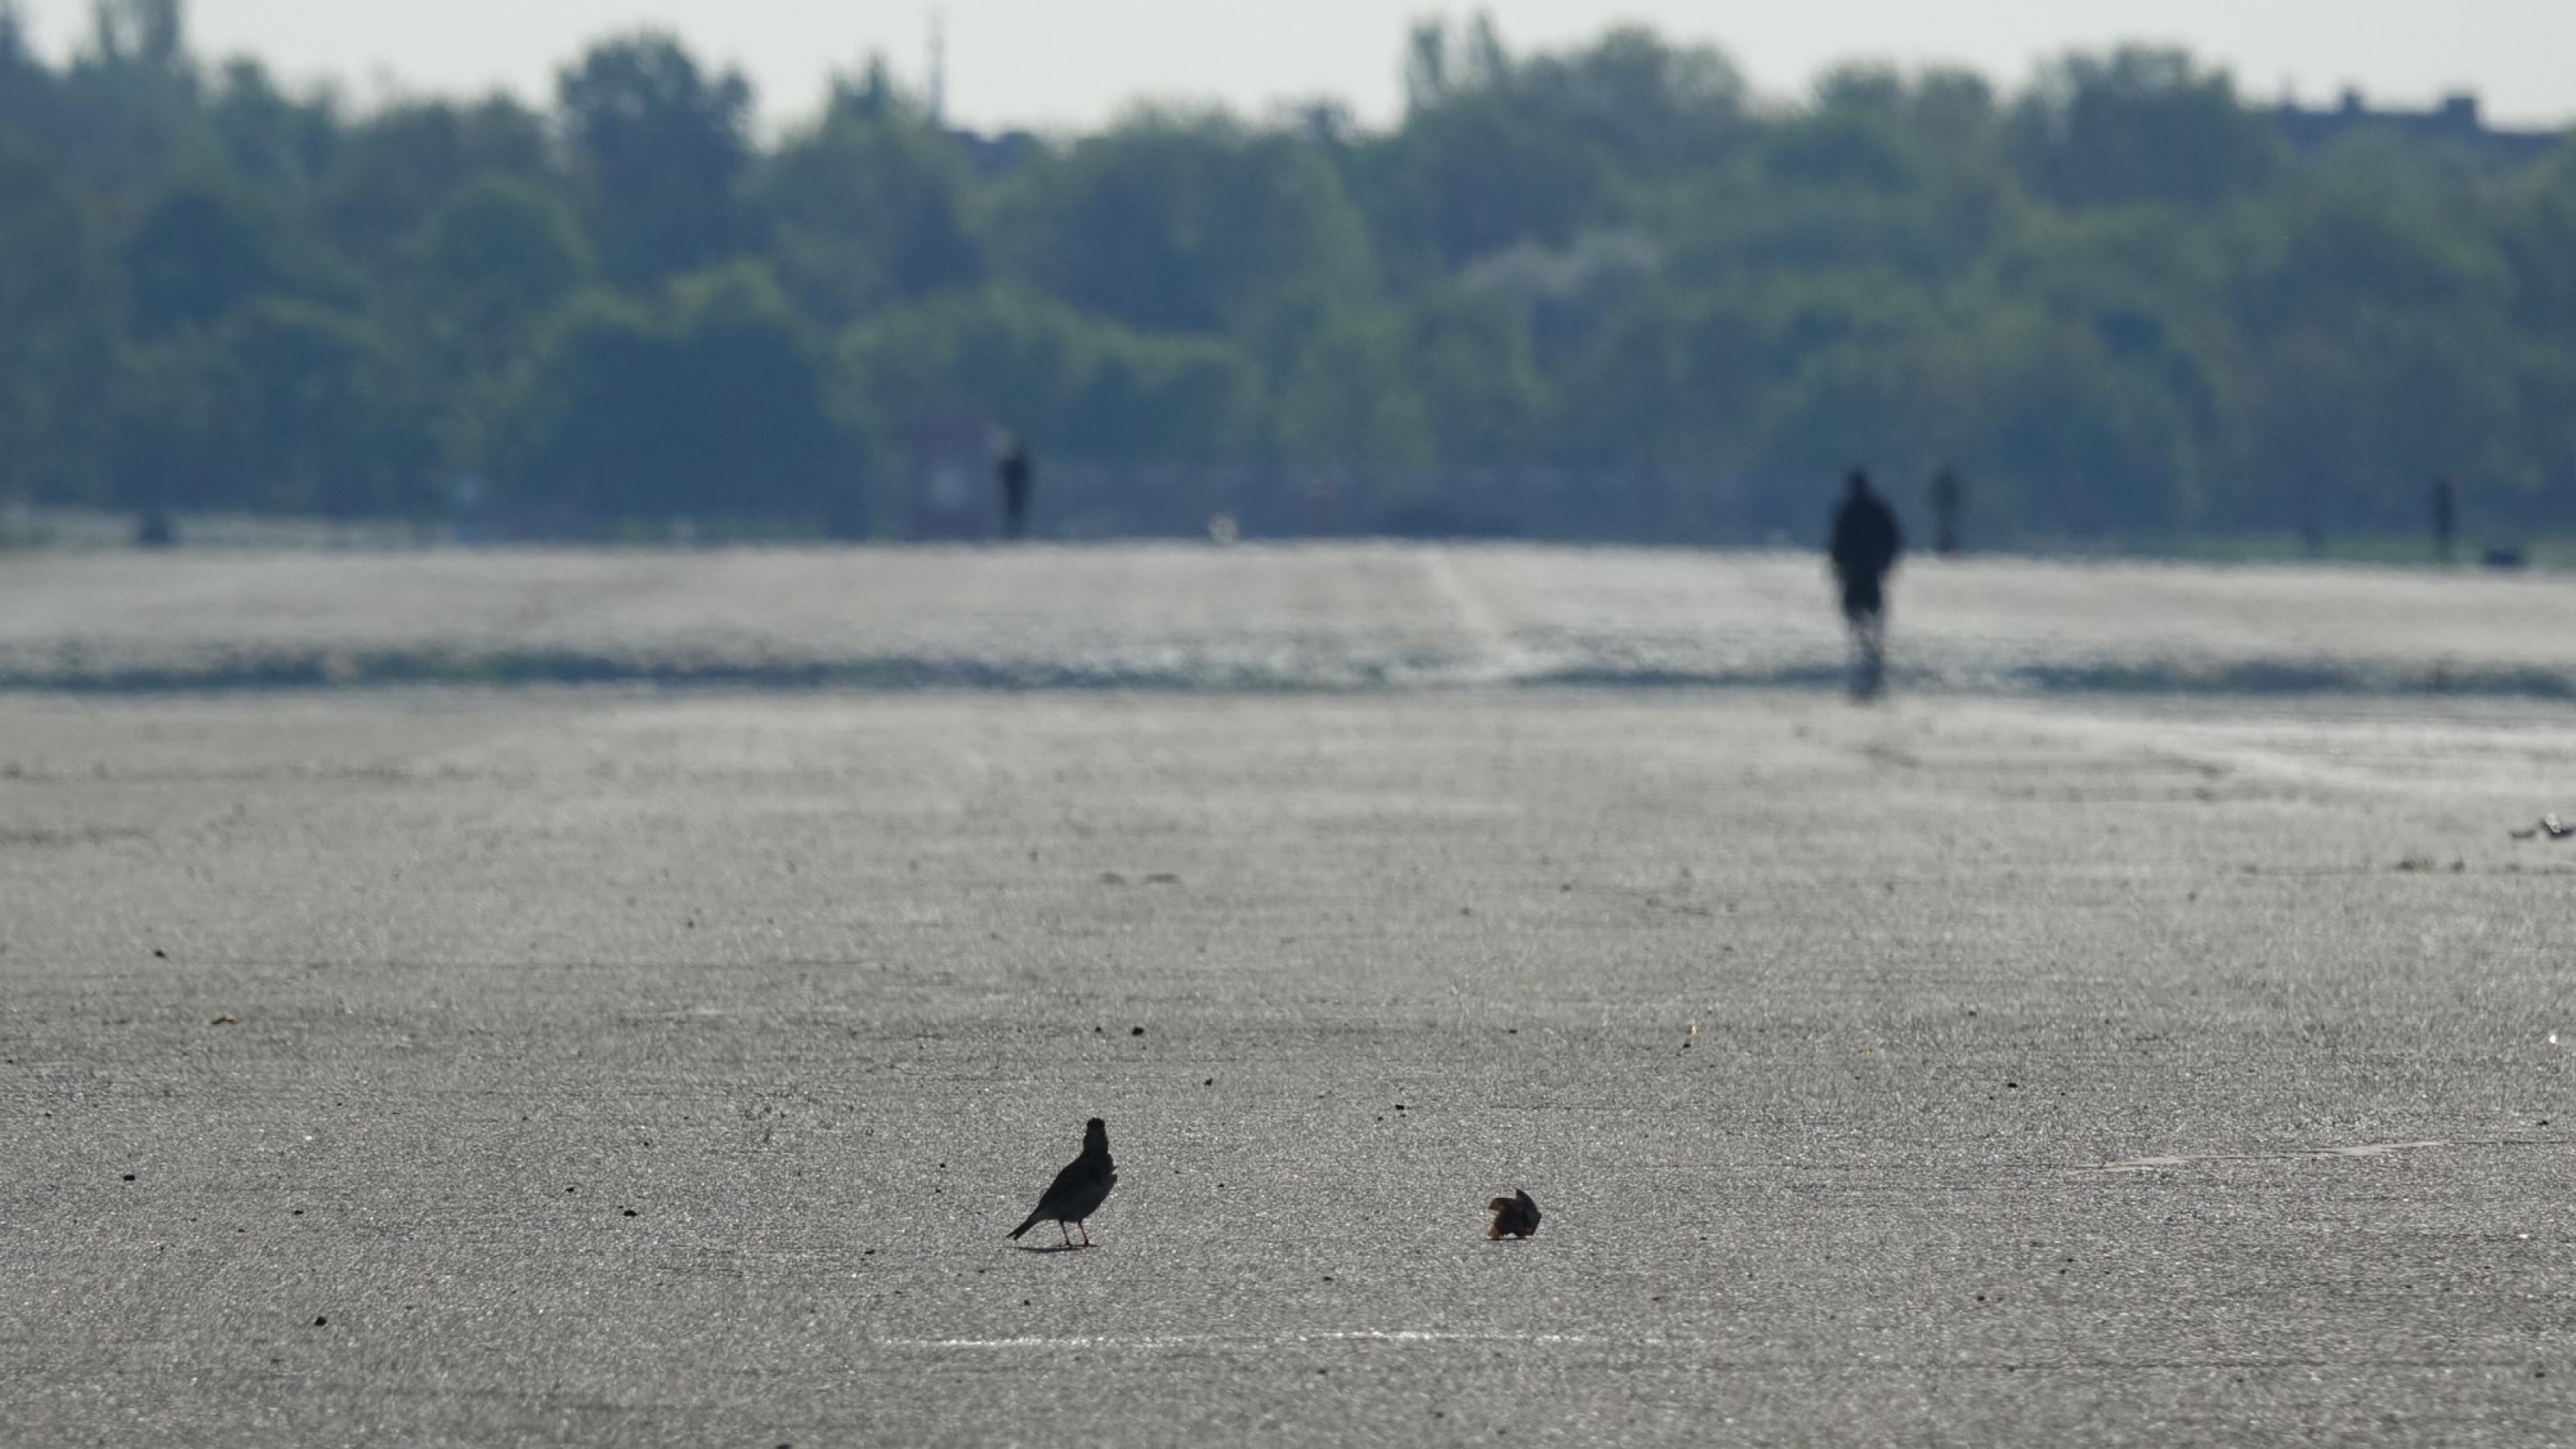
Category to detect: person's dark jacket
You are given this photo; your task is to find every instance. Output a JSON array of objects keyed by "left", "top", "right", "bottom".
[{"left": 1831, "top": 492, "right": 1903, "bottom": 584}]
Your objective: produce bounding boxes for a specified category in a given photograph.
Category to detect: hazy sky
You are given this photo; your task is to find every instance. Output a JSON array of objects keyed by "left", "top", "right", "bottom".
[{"left": 16, "top": 1, "right": 2576, "bottom": 133}]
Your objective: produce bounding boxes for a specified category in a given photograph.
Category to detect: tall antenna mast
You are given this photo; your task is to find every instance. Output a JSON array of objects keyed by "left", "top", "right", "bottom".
[{"left": 927, "top": 7, "right": 947, "bottom": 126}]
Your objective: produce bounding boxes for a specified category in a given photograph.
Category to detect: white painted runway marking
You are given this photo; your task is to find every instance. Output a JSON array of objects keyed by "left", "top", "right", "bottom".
[{"left": 2083, "top": 1140, "right": 2450, "bottom": 1174}]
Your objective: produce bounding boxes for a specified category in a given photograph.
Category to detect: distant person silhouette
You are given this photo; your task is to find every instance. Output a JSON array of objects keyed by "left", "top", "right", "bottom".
[
  {"left": 1927, "top": 465, "right": 1964, "bottom": 555},
  {"left": 998, "top": 436, "right": 1034, "bottom": 541},
  {"left": 2432, "top": 476, "right": 2457, "bottom": 564},
  {"left": 1829, "top": 470, "right": 1903, "bottom": 700}
]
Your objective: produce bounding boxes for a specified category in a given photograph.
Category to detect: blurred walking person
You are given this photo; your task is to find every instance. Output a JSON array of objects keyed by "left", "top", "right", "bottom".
[
  {"left": 998, "top": 434, "right": 1034, "bottom": 541},
  {"left": 1829, "top": 470, "right": 1904, "bottom": 700},
  {"left": 2432, "top": 476, "right": 2457, "bottom": 565}
]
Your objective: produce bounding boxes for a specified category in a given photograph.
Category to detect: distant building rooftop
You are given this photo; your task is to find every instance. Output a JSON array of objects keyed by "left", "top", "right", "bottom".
[
  {"left": 945, "top": 127, "right": 1044, "bottom": 181},
  {"left": 2271, "top": 89, "right": 2563, "bottom": 163}
]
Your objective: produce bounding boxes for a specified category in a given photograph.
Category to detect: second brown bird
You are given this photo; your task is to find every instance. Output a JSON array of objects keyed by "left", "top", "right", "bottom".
[{"left": 1486, "top": 1189, "right": 1542, "bottom": 1239}]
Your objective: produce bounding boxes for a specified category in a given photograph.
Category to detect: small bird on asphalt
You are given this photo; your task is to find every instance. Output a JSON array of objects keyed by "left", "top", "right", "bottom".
[
  {"left": 1008, "top": 1117, "right": 1117, "bottom": 1249},
  {"left": 1486, "top": 1189, "right": 1542, "bottom": 1240}
]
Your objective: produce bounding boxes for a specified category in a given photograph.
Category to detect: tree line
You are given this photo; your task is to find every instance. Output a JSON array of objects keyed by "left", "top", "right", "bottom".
[{"left": 3, "top": 0, "right": 2574, "bottom": 543}]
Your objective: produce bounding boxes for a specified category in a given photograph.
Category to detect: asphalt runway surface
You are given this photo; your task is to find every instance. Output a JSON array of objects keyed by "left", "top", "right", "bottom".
[
  {"left": 5, "top": 676, "right": 2573, "bottom": 1446},
  {"left": 8, "top": 543, "right": 2576, "bottom": 695}
]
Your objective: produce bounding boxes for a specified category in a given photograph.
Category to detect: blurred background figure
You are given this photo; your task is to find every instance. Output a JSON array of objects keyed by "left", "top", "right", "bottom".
[
  {"left": 1828, "top": 470, "right": 1904, "bottom": 700},
  {"left": 2433, "top": 476, "right": 2458, "bottom": 564},
  {"left": 1927, "top": 465, "right": 1966, "bottom": 555},
  {"left": 998, "top": 434, "right": 1034, "bottom": 541}
]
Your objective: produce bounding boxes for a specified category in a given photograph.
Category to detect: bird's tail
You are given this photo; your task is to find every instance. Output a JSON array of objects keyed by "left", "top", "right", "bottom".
[{"left": 1007, "top": 1211, "right": 1044, "bottom": 1240}]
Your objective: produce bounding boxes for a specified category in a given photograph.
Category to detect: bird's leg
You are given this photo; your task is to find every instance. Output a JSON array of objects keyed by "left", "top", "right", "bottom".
[
  {"left": 1058, "top": 1221, "right": 1074, "bottom": 1249},
  {"left": 1077, "top": 1220, "right": 1092, "bottom": 1248}
]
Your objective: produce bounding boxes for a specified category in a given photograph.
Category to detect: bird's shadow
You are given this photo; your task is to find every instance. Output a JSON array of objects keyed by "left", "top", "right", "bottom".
[{"left": 1013, "top": 1242, "right": 1096, "bottom": 1255}]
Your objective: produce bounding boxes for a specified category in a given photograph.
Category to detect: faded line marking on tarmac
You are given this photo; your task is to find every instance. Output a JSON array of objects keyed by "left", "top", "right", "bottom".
[
  {"left": 1419, "top": 551, "right": 1535, "bottom": 683},
  {"left": 877, "top": 1339, "right": 2545, "bottom": 1377},
  {"left": 882, "top": 1330, "right": 1670, "bottom": 1352},
  {"left": 2082, "top": 1140, "right": 2450, "bottom": 1174}
]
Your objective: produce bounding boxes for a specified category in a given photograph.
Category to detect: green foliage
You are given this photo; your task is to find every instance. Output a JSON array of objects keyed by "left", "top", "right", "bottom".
[
  {"left": 557, "top": 33, "right": 753, "bottom": 290},
  {"left": 1370, "top": 22, "right": 1748, "bottom": 270},
  {"left": 212, "top": 299, "right": 438, "bottom": 514},
  {"left": 847, "top": 288, "right": 1260, "bottom": 460},
  {"left": 2493, "top": 149, "right": 2576, "bottom": 330},
  {"left": 1377, "top": 91, "right": 1609, "bottom": 267},
  {"left": 2009, "top": 47, "right": 2282, "bottom": 208},
  {"left": 313, "top": 97, "right": 549, "bottom": 267},
  {"left": 495, "top": 263, "right": 869, "bottom": 522},
  {"left": 1406, "top": 288, "right": 1546, "bottom": 462},
  {"left": 41, "top": 0, "right": 214, "bottom": 196},
  {"left": 0, "top": 5, "right": 55, "bottom": 141},
  {"left": 1274, "top": 310, "right": 1435, "bottom": 470},
  {"left": 0, "top": 124, "right": 116, "bottom": 502},
  {"left": 756, "top": 102, "right": 982, "bottom": 326},
  {"left": 989, "top": 109, "right": 1375, "bottom": 334},
  {"left": 2, "top": 3, "right": 2574, "bottom": 541},
  {"left": 89, "top": 0, "right": 184, "bottom": 72},
  {"left": 109, "top": 298, "right": 436, "bottom": 515},
  {"left": 408, "top": 175, "right": 590, "bottom": 369},
  {"left": 208, "top": 58, "right": 333, "bottom": 188},
  {"left": 122, "top": 180, "right": 281, "bottom": 335}
]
